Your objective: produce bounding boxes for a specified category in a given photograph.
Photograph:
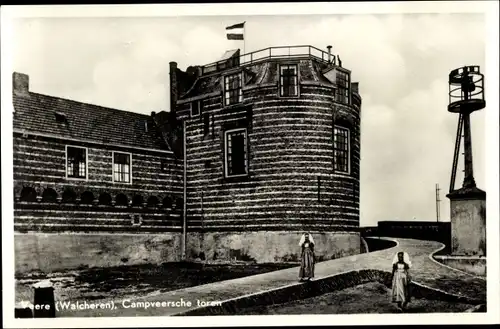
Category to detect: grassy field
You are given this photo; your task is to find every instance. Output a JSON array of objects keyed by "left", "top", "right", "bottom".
[
  {"left": 238, "top": 282, "right": 475, "bottom": 315},
  {"left": 15, "top": 261, "right": 296, "bottom": 304}
]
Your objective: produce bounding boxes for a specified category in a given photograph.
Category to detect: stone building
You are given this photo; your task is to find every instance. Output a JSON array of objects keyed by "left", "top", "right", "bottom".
[
  {"left": 12, "top": 72, "right": 184, "bottom": 274},
  {"left": 171, "top": 46, "right": 362, "bottom": 262},
  {"left": 12, "top": 45, "right": 363, "bottom": 271}
]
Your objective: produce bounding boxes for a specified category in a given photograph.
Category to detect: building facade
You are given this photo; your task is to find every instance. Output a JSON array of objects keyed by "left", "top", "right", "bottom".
[
  {"left": 172, "top": 46, "right": 362, "bottom": 262},
  {"left": 12, "top": 72, "right": 184, "bottom": 273},
  {"left": 12, "top": 45, "right": 363, "bottom": 271}
]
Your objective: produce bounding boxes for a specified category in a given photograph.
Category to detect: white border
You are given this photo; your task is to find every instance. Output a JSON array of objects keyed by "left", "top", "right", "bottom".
[
  {"left": 224, "top": 127, "right": 249, "bottom": 178},
  {"left": 112, "top": 151, "right": 133, "bottom": 185},
  {"left": 65, "top": 145, "right": 88, "bottom": 181},
  {"left": 2, "top": 1, "right": 499, "bottom": 327}
]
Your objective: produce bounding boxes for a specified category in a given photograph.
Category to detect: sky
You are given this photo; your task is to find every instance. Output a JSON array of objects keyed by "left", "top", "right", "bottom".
[{"left": 9, "top": 12, "right": 487, "bottom": 227}]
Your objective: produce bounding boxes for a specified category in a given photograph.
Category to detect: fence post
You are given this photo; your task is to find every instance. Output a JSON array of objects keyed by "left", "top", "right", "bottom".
[{"left": 33, "top": 280, "right": 56, "bottom": 318}]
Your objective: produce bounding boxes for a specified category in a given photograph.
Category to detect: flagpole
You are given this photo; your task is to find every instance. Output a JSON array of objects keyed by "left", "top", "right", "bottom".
[{"left": 243, "top": 23, "right": 246, "bottom": 55}]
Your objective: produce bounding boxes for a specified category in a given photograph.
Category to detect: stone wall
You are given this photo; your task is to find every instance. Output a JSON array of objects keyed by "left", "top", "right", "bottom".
[
  {"left": 13, "top": 133, "right": 184, "bottom": 234},
  {"left": 186, "top": 231, "right": 361, "bottom": 263},
  {"left": 14, "top": 233, "right": 182, "bottom": 275}
]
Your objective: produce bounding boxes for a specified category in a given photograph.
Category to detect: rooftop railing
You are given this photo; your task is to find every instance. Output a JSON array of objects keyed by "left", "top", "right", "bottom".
[{"left": 201, "top": 45, "right": 335, "bottom": 75}]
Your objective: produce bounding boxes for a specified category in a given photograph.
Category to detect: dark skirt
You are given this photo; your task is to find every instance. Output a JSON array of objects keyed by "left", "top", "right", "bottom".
[{"left": 299, "top": 247, "right": 315, "bottom": 279}]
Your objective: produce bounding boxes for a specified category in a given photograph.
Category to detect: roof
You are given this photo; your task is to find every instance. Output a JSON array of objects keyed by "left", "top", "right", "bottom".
[
  {"left": 12, "top": 91, "right": 171, "bottom": 151},
  {"left": 179, "top": 59, "right": 334, "bottom": 100}
]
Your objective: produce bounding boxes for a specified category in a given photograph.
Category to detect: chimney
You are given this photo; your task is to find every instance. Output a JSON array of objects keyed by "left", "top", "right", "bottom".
[
  {"left": 151, "top": 111, "right": 156, "bottom": 118},
  {"left": 169, "top": 61, "right": 178, "bottom": 114},
  {"left": 327, "top": 46, "right": 332, "bottom": 63},
  {"left": 13, "top": 72, "right": 30, "bottom": 96}
]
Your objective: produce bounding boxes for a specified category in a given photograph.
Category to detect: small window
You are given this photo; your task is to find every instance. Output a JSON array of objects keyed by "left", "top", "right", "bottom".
[
  {"left": 204, "top": 113, "right": 210, "bottom": 138},
  {"left": 131, "top": 214, "right": 143, "bottom": 226},
  {"left": 333, "top": 126, "right": 350, "bottom": 173},
  {"left": 113, "top": 152, "right": 132, "bottom": 183},
  {"left": 280, "top": 64, "right": 298, "bottom": 97},
  {"left": 191, "top": 101, "right": 200, "bottom": 117},
  {"left": 225, "top": 128, "right": 248, "bottom": 177},
  {"left": 55, "top": 112, "right": 67, "bottom": 124},
  {"left": 336, "top": 70, "right": 350, "bottom": 105},
  {"left": 224, "top": 73, "right": 243, "bottom": 106},
  {"left": 66, "top": 146, "right": 87, "bottom": 179}
]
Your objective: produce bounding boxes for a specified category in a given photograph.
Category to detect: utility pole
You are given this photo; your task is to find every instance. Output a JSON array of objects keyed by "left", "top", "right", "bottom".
[{"left": 435, "top": 183, "right": 441, "bottom": 222}]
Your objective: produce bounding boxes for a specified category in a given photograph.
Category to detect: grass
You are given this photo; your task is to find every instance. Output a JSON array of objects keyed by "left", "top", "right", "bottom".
[
  {"left": 15, "top": 261, "right": 296, "bottom": 303},
  {"left": 238, "top": 282, "right": 476, "bottom": 315}
]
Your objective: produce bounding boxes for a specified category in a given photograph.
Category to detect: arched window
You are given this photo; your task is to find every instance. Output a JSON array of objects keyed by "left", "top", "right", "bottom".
[
  {"left": 61, "top": 188, "right": 77, "bottom": 203},
  {"left": 147, "top": 196, "right": 159, "bottom": 208},
  {"left": 132, "top": 195, "right": 144, "bottom": 207},
  {"left": 80, "top": 191, "right": 95, "bottom": 204},
  {"left": 20, "top": 187, "right": 37, "bottom": 202},
  {"left": 115, "top": 194, "right": 129, "bottom": 207},
  {"left": 98, "top": 193, "right": 112, "bottom": 206},
  {"left": 41, "top": 188, "right": 58, "bottom": 203},
  {"left": 162, "top": 196, "right": 173, "bottom": 209}
]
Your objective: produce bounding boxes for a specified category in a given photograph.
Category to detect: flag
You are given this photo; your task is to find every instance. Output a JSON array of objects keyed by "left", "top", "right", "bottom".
[{"left": 226, "top": 22, "right": 245, "bottom": 40}]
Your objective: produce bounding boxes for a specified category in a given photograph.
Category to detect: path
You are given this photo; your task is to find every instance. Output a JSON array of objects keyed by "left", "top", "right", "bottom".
[{"left": 56, "top": 237, "right": 486, "bottom": 317}]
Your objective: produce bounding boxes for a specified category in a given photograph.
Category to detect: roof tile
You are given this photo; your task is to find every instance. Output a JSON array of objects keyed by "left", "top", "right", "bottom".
[{"left": 12, "top": 92, "right": 170, "bottom": 151}]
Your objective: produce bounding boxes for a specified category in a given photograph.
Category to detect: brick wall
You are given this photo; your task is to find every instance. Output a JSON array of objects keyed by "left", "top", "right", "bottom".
[{"left": 13, "top": 133, "right": 184, "bottom": 233}]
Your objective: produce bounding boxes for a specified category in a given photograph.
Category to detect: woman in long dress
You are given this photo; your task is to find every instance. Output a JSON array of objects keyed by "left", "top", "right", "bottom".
[
  {"left": 391, "top": 251, "right": 412, "bottom": 310},
  {"left": 298, "top": 233, "right": 315, "bottom": 281}
]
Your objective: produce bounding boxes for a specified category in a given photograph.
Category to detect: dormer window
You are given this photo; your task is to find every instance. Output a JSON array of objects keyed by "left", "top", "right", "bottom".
[
  {"left": 279, "top": 64, "right": 298, "bottom": 97},
  {"left": 55, "top": 112, "right": 67, "bottom": 124},
  {"left": 224, "top": 72, "right": 243, "bottom": 106}
]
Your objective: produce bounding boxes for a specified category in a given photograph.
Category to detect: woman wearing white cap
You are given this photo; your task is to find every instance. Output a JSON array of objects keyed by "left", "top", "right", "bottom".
[
  {"left": 391, "top": 251, "right": 412, "bottom": 310},
  {"left": 298, "top": 232, "right": 315, "bottom": 281}
]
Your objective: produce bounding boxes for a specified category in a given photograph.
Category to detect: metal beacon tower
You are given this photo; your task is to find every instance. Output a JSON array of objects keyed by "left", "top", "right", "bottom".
[{"left": 447, "top": 66, "right": 486, "bottom": 257}]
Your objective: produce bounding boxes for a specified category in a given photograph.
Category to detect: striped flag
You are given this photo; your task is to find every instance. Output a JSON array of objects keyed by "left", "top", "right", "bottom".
[{"left": 226, "top": 22, "right": 245, "bottom": 40}]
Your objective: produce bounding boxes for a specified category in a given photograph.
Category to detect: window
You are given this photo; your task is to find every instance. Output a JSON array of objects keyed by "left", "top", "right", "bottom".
[
  {"left": 203, "top": 113, "right": 210, "bottom": 138},
  {"left": 280, "top": 64, "right": 298, "bottom": 97},
  {"left": 131, "top": 214, "right": 142, "bottom": 226},
  {"left": 336, "top": 70, "right": 350, "bottom": 105},
  {"left": 224, "top": 73, "right": 243, "bottom": 106},
  {"left": 191, "top": 100, "right": 203, "bottom": 117},
  {"left": 113, "top": 152, "right": 132, "bottom": 183},
  {"left": 66, "top": 146, "right": 87, "bottom": 179},
  {"left": 54, "top": 112, "right": 67, "bottom": 124},
  {"left": 225, "top": 128, "right": 248, "bottom": 177},
  {"left": 333, "top": 126, "right": 350, "bottom": 173}
]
